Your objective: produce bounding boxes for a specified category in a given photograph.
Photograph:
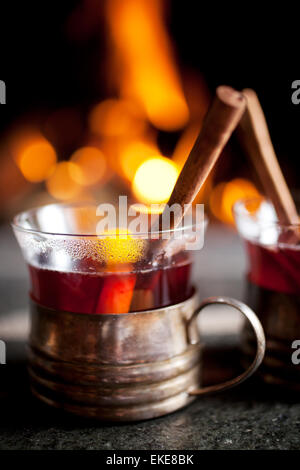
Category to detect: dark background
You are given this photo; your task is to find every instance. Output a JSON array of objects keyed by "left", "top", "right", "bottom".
[
  {"left": 0, "top": 1, "right": 299, "bottom": 187},
  {"left": 0, "top": 3, "right": 300, "bottom": 451}
]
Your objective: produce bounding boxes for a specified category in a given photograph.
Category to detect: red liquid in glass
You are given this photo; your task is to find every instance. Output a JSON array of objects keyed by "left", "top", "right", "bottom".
[
  {"left": 246, "top": 241, "right": 300, "bottom": 294},
  {"left": 28, "top": 253, "right": 192, "bottom": 314}
]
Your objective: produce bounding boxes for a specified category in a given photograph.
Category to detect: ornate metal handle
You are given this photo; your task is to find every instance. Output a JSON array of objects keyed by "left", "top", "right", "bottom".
[{"left": 187, "top": 296, "right": 266, "bottom": 395}]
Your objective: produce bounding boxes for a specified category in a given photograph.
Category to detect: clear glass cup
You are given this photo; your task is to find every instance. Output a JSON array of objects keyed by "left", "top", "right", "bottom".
[
  {"left": 12, "top": 202, "right": 265, "bottom": 420},
  {"left": 12, "top": 202, "right": 206, "bottom": 314},
  {"left": 233, "top": 197, "right": 300, "bottom": 390}
]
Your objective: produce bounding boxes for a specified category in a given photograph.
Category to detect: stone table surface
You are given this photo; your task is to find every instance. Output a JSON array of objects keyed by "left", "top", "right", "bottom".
[{"left": 0, "top": 223, "right": 299, "bottom": 450}]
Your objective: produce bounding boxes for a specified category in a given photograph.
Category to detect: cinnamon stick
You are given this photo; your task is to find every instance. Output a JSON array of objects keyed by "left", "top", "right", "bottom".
[
  {"left": 238, "top": 89, "right": 299, "bottom": 225},
  {"left": 150, "top": 86, "right": 246, "bottom": 258}
]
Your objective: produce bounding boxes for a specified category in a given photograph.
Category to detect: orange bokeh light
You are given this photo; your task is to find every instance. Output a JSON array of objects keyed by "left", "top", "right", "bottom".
[
  {"left": 70, "top": 146, "right": 106, "bottom": 186},
  {"left": 13, "top": 132, "right": 57, "bottom": 183},
  {"left": 209, "top": 178, "right": 261, "bottom": 224},
  {"left": 46, "top": 161, "right": 82, "bottom": 200},
  {"left": 89, "top": 99, "right": 145, "bottom": 138},
  {"left": 132, "top": 156, "right": 179, "bottom": 204},
  {"left": 119, "top": 138, "right": 159, "bottom": 182}
]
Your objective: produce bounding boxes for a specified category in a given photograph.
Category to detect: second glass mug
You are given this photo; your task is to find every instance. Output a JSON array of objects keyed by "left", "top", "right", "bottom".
[
  {"left": 234, "top": 197, "right": 300, "bottom": 391},
  {"left": 13, "top": 203, "right": 265, "bottom": 421}
]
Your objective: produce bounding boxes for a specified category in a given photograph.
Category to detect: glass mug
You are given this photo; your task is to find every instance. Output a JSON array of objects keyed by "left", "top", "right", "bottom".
[
  {"left": 234, "top": 197, "right": 300, "bottom": 391},
  {"left": 13, "top": 203, "right": 265, "bottom": 421}
]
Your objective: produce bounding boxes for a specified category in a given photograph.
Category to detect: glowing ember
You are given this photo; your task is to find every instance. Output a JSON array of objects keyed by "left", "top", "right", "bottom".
[{"left": 133, "top": 156, "right": 179, "bottom": 204}]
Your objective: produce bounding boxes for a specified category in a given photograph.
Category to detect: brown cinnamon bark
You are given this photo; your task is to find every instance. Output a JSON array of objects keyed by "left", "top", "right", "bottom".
[
  {"left": 150, "top": 86, "right": 246, "bottom": 259},
  {"left": 238, "top": 89, "right": 299, "bottom": 226}
]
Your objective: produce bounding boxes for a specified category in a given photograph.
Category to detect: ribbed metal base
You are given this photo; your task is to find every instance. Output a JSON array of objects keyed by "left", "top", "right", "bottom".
[
  {"left": 28, "top": 294, "right": 202, "bottom": 421},
  {"left": 243, "top": 282, "right": 300, "bottom": 391},
  {"left": 28, "top": 346, "right": 200, "bottom": 421}
]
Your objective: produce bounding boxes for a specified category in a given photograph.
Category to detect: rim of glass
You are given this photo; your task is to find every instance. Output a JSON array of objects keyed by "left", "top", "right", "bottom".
[
  {"left": 233, "top": 196, "right": 300, "bottom": 229},
  {"left": 12, "top": 201, "right": 207, "bottom": 238}
]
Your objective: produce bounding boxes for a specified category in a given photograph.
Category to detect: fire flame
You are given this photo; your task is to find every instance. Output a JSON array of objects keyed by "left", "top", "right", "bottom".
[
  {"left": 106, "top": 0, "right": 189, "bottom": 131},
  {"left": 7, "top": 1, "right": 210, "bottom": 212}
]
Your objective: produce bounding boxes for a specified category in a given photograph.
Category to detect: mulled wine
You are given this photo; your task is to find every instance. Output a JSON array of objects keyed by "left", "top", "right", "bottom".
[
  {"left": 28, "top": 252, "right": 193, "bottom": 314},
  {"left": 234, "top": 198, "right": 300, "bottom": 390}
]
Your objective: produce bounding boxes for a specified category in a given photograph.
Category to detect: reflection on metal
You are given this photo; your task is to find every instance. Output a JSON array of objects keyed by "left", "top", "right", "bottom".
[
  {"left": 28, "top": 291, "right": 265, "bottom": 421},
  {"left": 187, "top": 297, "right": 265, "bottom": 395},
  {"left": 29, "top": 293, "right": 201, "bottom": 421},
  {"left": 243, "top": 282, "right": 300, "bottom": 391}
]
